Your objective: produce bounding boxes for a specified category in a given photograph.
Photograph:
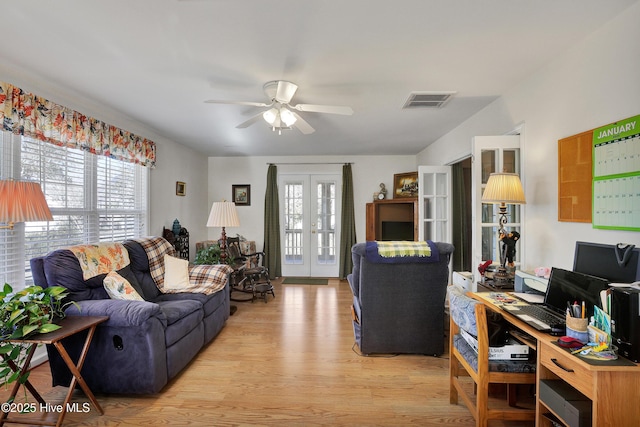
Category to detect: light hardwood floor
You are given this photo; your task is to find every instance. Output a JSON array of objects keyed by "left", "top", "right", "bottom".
[{"left": 2, "top": 279, "right": 534, "bottom": 426}]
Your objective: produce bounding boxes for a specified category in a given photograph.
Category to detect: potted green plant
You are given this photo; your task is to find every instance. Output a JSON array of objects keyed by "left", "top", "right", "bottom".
[
  {"left": 0, "top": 283, "right": 74, "bottom": 386},
  {"left": 194, "top": 244, "right": 222, "bottom": 265}
]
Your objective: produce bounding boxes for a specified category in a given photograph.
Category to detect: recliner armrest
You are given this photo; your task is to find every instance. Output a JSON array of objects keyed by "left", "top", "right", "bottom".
[{"left": 65, "top": 299, "right": 167, "bottom": 328}]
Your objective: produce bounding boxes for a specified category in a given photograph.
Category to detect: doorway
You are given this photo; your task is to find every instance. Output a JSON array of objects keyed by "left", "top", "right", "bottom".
[{"left": 278, "top": 174, "right": 342, "bottom": 277}]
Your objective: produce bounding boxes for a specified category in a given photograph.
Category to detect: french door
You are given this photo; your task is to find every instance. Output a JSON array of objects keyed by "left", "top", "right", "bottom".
[
  {"left": 278, "top": 174, "right": 341, "bottom": 277},
  {"left": 418, "top": 165, "right": 452, "bottom": 243},
  {"left": 471, "top": 135, "right": 524, "bottom": 285}
]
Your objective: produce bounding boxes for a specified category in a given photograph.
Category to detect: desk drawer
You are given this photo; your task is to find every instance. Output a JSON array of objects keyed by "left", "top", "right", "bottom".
[{"left": 539, "top": 341, "right": 593, "bottom": 398}]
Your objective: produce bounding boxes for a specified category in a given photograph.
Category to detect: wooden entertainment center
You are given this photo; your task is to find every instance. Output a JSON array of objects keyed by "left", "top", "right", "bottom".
[{"left": 365, "top": 198, "right": 418, "bottom": 241}]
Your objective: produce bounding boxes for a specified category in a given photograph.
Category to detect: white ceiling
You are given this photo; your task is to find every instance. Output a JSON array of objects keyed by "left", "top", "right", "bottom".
[{"left": 1, "top": 0, "right": 636, "bottom": 157}]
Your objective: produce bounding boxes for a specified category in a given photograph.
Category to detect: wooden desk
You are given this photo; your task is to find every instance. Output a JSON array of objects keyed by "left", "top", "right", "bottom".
[
  {"left": 0, "top": 315, "right": 108, "bottom": 427},
  {"left": 471, "top": 293, "right": 640, "bottom": 427}
]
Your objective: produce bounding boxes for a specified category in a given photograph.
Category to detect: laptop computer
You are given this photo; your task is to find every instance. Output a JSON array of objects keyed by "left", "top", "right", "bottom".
[{"left": 502, "top": 267, "right": 610, "bottom": 333}]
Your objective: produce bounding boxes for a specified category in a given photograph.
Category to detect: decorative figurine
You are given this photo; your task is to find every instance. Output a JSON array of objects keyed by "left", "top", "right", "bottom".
[
  {"left": 172, "top": 219, "right": 181, "bottom": 236},
  {"left": 379, "top": 183, "right": 387, "bottom": 198},
  {"left": 500, "top": 230, "right": 520, "bottom": 267}
]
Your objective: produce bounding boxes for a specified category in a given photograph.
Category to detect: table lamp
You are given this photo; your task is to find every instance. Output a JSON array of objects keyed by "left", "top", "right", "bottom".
[
  {"left": 0, "top": 180, "right": 53, "bottom": 229},
  {"left": 206, "top": 200, "right": 240, "bottom": 264},
  {"left": 481, "top": 172, "right": 526, "bottom": 284}
]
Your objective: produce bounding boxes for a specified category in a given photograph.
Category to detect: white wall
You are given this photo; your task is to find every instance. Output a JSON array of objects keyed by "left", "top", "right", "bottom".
[
  {"left": 207, "top": 155, "right": 417, "bottom": 250},
  {"left": 150, "top": 141, "right": 209, "bottom": 260},
  {"left": 417, "top": 2, "right": 640, "bottom": 271}
]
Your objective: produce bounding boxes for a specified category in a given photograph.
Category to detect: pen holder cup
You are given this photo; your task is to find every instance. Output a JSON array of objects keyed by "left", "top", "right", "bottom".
[{"left": 566, "top": 314, "right": 589, "bottom": 343}]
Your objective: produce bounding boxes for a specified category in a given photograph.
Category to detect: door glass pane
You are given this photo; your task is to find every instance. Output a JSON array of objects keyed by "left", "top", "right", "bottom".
[
  {"left": 481, "top": 203, "right": 494, "bottom": 223},
  {"left": 435, "top": 173, "right": 447, "bottom": 195},
  {"left": 503, "top": 150, "right": 516, "bottom": 173},
  {"left": 284, "top": 182, "right": 304, "bottom": 265},
  {"left": 482, "top": 226, "right": 498, "bottom": 262},
  {"left": 425, "top": 222, "right": 432, "bottom": 241},
  {"left": 316, "top": 181, "right": 336, "bottom": 265},
  {"left": 481, "top": 150, "right": 496, "bottom": 184},
  {"left": 424, "top": 198, "right": 433, "bottom": 219},
  {"left": 435, "top": 197, "right": 447, "bottom": 220},
  {"left": 423, "top": 174, "right": 434, "bottom": 196},
  {"left": 435, "top": 221, "right": 447, "bottom": 241}
]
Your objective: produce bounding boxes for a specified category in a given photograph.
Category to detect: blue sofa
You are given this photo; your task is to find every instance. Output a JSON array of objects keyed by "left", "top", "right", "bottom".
[
  {"left": 348, "top": 241, "right": 454, "bottom": 355},
  {"left": 30, "top": 237, "right": 231, "bottom": 394}
]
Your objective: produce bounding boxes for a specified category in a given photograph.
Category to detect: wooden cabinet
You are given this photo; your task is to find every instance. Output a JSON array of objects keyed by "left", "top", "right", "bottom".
[{"left": 365, "top": 198, "right": 418, "bottom": 241}]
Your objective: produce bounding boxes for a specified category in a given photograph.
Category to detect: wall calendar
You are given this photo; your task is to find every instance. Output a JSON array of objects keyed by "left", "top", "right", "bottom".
[{"left": 592, "top": 114, "right": 640, "bottom": 231}]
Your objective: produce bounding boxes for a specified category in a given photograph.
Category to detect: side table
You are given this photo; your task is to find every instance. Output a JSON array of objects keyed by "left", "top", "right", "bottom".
[{"left": 0, "top": 315, "right": 108, "bottom": 427}]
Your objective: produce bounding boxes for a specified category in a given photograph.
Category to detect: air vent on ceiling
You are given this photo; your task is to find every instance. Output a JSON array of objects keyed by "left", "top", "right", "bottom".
[{"left": 403, "top": 91, "right": 456, "bottom": 109}]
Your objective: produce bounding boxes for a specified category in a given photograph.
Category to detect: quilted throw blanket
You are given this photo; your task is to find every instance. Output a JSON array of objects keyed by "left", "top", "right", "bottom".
[
  {"left": 377, "top": 241, "right": 431, "bottom": 257},
  {"left": 185, "top": 264, "right": 233, "bottom": 295},
  {"left": 131, "top": 236, "right": 176, "bottom": 288},
  {"left": 365, "top": 240, "right": 440, "bottom": 264},
  {"left": 68, "top": 243, "right": 130, "bottom": 280},
  {"left": 131, "top": 237, "right": 232, "bottom": 295}
]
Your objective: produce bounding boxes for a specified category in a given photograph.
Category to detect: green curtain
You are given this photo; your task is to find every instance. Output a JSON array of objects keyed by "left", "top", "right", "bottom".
[
  {"left": 339, "top": 163, "right": 357, "bottom": 278},
  {"left": 451, "top": 162, "right": 469, "bottom": 272},
  {"left": 263, "top": 164, "right": 281, "bottom": 278}
]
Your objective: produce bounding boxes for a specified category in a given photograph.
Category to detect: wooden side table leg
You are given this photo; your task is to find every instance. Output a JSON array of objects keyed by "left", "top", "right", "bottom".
[
  {"left": 1, "top": 344, "right": 46, "bottom": 405},
  {"left": 51, "top": 325, "right": 103, "bottom": 427},
  {"left": 0, "top": 344, "right": 45, "bottom": 426}
]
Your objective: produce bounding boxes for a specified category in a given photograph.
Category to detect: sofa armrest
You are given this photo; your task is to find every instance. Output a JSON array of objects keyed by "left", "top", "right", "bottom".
[{"left": 65, "top": 299, "right": 167, "bottom": 328}]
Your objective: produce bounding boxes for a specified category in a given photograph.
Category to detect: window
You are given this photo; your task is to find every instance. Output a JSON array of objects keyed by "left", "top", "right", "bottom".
[
  {"left": 0, "top": 131, "right": 149, "bottom": 289},
  {"left": 283, "top": 181, "right": 304, "bottom": 265}
]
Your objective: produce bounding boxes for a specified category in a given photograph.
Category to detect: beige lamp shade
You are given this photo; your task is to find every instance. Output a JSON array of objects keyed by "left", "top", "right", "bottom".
[
  {"left": 481, "top": 173, "right": 526, "bottom": 205},
  {"left": 206, "top": 201, "right": 240, "bottom": 228},
  {"left": 0, "top": 180, "right": 53, "bottom": 229}
]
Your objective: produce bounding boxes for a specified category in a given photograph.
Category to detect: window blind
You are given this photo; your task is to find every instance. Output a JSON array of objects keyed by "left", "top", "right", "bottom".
[{"left": 0, "top": 131, "right": 149, "bottom": 288}]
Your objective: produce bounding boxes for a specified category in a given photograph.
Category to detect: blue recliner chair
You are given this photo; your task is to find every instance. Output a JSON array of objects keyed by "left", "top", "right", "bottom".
[{"left": 347, "top": 241, "right": 454, "bottom": 355}]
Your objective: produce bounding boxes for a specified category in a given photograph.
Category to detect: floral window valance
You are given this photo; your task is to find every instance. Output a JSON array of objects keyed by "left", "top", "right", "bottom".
[{"left": 0, "top": 81, "right": 156, "bottom": 168}]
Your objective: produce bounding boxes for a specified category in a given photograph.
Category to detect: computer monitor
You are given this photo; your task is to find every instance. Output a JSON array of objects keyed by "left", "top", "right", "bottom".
[
  {"left": 546, "top": 267, "right": 610, "bottom": 318},
  {"left": 573, "top": 241, "right": 640, "bottom": 283}
]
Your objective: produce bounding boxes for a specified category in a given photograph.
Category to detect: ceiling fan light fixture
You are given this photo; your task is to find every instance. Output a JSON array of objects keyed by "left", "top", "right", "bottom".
[
  {"left": 280, "top": 108, "right": 297, "bottom": 127},
  {"left": 263, "top": 108, "right": 278, "bottom": 125},
  {"left": 208, "top": 80, "right": 348, "bottom": 135}
]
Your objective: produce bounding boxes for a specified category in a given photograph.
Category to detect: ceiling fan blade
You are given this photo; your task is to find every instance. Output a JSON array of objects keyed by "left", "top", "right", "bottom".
[
  {"left": 236, "top": 112, "right": 265, "bottom": 129},
  {"left": 275, "top": 81, "right": 298, "bottom": 104},
  {"left": 291, "top": 104, "right": 354, "bottom": 115},
  {"left": 291, "top": 112, "right": 315, "bottom": 134},
  {"left": 205, "top": 100, "right": 271, "bottom": 107}
]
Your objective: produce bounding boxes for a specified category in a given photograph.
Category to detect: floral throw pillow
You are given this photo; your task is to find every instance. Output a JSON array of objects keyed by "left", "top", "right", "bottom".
[{"left": 103, "top": 271, "right": 145, "bottom": 301}]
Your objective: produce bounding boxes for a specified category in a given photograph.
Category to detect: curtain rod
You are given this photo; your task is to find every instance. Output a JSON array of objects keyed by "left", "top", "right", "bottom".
[{"left": 267, "top": 162, "right": 353, "bottom": 165}]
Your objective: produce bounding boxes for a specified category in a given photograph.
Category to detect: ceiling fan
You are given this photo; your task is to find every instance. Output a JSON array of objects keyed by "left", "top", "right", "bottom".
[{"left": 205, "top": 80, "right": 353, "bottom": 135}]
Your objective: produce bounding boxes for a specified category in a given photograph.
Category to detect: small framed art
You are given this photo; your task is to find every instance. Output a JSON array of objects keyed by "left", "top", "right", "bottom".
[
  {"left": 176, "top": 181, "right": 186, "bottom": 196},
  {"left": 393, "top": 172, "right": 418, "bottom": 198},
  {"left": 232, "top": 184, "right": 251, "bottom": 206}
]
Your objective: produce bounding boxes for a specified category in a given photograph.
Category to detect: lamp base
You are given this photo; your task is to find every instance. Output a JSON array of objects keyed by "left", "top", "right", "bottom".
[
  {"left": 219, "top": 226, "right": 228, "bottom": 265},
  {"left": 493, "top": 266, "right": 512, "bottom": 286}
]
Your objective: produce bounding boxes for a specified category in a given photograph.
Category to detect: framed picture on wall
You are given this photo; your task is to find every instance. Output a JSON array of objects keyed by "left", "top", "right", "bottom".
[
  {"left": 176, "top": 181, "right": 186, "bottom": 196},
  {"left": 232, "top": 184, "right": 251, "bottom": 206},
  {"left": 393, "top": 172, "right": 418, "bottom": 198}
]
